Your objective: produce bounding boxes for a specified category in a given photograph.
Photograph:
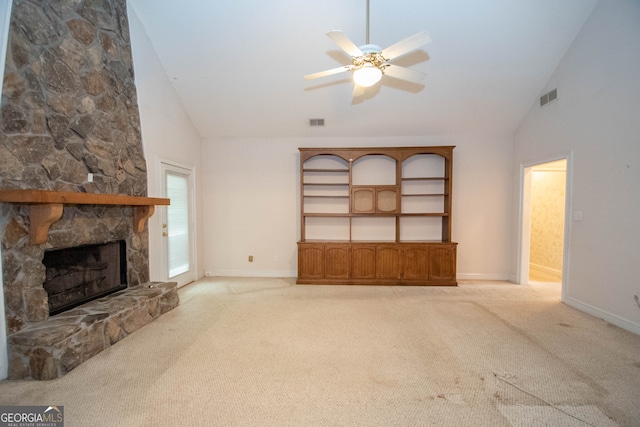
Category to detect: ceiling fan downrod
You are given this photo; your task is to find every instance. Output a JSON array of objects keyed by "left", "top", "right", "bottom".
[
  {"left": 353, "top": 0, "right": 384, "bottom": 87},
  {"left": 365, "top": 0, "right": 371, "bottom": 45}
]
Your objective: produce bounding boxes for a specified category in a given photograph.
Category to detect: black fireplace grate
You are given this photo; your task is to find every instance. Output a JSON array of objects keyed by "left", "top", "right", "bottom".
[{"left": 43, "top": 241, "right": 127, "bottom": 315}]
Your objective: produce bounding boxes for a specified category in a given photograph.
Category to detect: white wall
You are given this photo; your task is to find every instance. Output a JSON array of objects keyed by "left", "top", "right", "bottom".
[
  {"left": 127, "top": 2, "right": 204, "bottom": 282},
  {"left": 513, "top": 0, "right": 640, "bottom": 333},
  {"left": 202, "top": 134, "right": 513, "bottom": 280}
]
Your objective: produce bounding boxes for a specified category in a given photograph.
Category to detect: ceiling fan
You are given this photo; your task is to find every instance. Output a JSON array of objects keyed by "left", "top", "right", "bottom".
[{"left": 304, "top": 0, "right": 431, "bottom": 97}]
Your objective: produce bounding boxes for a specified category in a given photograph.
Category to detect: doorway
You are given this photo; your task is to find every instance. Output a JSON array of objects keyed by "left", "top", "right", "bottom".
[
  {"left": 160, "top": 162, "right": 196, "bottom": 287},
  {"left": 519, "top": 156, "right": 570, "bottom": 298}
]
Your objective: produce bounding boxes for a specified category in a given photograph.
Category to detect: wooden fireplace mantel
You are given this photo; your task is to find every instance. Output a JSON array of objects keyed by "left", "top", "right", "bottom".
[{"left": 0, "top": 189, "right": 170, "bottom": 245}]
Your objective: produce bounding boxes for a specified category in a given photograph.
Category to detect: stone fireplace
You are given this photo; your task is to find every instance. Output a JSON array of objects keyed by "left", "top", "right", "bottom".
[
  {"left": 0, "top": 0, "right": 179, "bottom": 379},
  {"left": 43, "top": 240, "right": 127, "bottom": 315}
]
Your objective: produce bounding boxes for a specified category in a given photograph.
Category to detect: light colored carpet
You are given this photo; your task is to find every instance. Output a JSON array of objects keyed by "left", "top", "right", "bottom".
[{"left": 0, "top": 278, "right": 639, "bottom": 426}]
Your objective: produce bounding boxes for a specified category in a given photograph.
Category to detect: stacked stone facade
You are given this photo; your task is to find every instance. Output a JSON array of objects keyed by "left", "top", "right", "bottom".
[
  {"left": 0, "top": 0, "right": 178, "bottom": 379},
  {"left": 1, "top": 0, "right": 146, "bottom": 194}
]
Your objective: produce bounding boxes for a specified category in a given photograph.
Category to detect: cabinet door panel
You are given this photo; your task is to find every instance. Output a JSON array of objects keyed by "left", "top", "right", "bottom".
[
  {"left": 376, "top": 245, "right": 402, "bottom": 279},
  {"left": 403, "top": 246, "right": 428, "bottom": 279},
  {"left": 325, "top": 245, "right": 350, "bottom": 279},
  {"left": 376, "top": 189, "right": 398, "bottom": 213},
  {"left": 429, "top": 246, "right": 456, "bottom": 281},
  {"left": 352, "top": 245, "right": 376, "bottom": 279},
  {"left": 353, "top": 188, "right": 374, "bottom": 213},
  {"left": 298, "top": 245, "right": 325, "bottom": 279}
]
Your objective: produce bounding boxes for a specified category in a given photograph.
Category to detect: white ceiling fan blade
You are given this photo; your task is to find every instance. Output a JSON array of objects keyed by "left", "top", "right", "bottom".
[
  {"left": 382, "top": 64, "right": 427, "bottom": 83},
  {"left": 304, "top": 65, "right": 352, "bottom": 80},
  {"left": 352, "top": 84, "right": 366, "bottom": 97},
  {"left": 381, "top": 31, "right": 431, "bottom": 61},
  {"left": 326, "top": 30, "right": 363, "bottom": 57}
]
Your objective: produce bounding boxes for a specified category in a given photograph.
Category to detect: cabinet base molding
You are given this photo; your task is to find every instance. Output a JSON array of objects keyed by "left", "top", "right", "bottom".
[{"left": 296, "top": 279, "right": 457, "bottom": 286}]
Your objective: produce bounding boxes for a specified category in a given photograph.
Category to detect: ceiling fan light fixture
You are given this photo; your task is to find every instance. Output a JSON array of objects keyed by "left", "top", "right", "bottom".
[
  {"left": 353, "top": 63, "right": 382, "bottom": 87},
  {"left": 304, "top": 0, "right": 431, "bottom": 96}
]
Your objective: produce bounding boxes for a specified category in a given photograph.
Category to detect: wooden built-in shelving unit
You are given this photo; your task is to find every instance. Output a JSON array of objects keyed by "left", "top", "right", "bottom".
[{"left": 297, "top": 146, "right": 457, "bottom": 286}]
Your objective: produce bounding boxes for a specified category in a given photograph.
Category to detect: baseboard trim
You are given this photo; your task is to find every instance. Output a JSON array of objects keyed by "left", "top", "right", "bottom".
[
  {"left": 530, "top": 262, "right": 561, "bottom": 275},
  {"left": 208, "top": 271, "right": 512, "bottom": 281},
  {"left": 456, "top": 273, "right": 511, "bottom": 281},
  {"left": 565, "top": 296, "right": 640, "bottom": 335},
  {"left": 208, "top": 270, "right": 297, "bottom": 278},
  {"left": 530, "top": 262, "right": 562, "bottom": 278}
]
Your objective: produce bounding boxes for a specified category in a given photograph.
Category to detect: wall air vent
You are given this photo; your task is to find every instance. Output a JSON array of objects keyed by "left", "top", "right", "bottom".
[
  {"left": 309, "top": 118, "right": 325, "bottom": 127},
  {"left": 540, "top": 88, "right": 558, "bottom": 107}
]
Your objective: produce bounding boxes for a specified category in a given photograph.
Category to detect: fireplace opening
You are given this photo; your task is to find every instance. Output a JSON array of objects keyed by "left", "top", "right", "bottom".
[{"left": 43, "top": 240, "right": 127, "bottom": 315}]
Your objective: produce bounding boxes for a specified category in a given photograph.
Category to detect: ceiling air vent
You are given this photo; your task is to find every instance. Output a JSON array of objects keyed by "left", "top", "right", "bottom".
[
  {"left": 540, "top": 88, "right": 558, "bottom": 107},
  {"left": 309, "top": 118, "right": 325, "bottom": 127}
]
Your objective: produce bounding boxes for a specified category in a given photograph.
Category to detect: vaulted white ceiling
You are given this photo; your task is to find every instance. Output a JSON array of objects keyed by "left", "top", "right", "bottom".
[{"left": 128, "top": 0, "right": 597, "bottom": 139}]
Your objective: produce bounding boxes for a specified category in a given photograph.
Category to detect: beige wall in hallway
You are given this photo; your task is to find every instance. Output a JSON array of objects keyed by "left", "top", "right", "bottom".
[{"left": 530, "top": 163, "right": 566, "bottom": 277}]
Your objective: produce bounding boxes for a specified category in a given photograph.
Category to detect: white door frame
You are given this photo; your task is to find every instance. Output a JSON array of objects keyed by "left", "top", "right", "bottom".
[
  {"left": 517, "top": 152, "right": 573, "bottom": 302},
  {"left": 158, "top": 159, "right": 197, "bottom": 287},
  {"left": 0, "top": 0, "right": 14, "bottom": 380}
]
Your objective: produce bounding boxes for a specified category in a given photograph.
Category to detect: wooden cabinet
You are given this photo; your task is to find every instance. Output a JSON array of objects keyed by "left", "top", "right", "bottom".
[
  {"left": 298, "top": 243, "right": 325, "bottom": 280},
  {"left": 297, "top": 146, "right": 457, "bottom": 286},
  {"left": 403, "top": 245, "right": 428, "bottom": 280},
  {"left": 298, "top": 242, "right": 457, "bottom": 285},
  {"left": 429, "top": 244, "right": 457, "bottom": 282},
  {"left": 351, "top": 244, "right": 376, "bottom": 280},
  {"left": 325, "top": 244, "right": 350, "bottom": 279}
]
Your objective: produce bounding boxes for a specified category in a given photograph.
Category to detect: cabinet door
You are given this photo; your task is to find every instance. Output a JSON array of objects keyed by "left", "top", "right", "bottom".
[
  {"left": 403, "top": 245, "right": 428, "bottom": 280},
  {"left": 298, "top": 244, "right": 325, "bottom": 279},
  {"left": 429, "top": 245, "right": 456, "bottom": 281},
  {"left": 376, "top": 188, "right": 399, "bottom": 213},
  {"left": 353, "top": 187, "right": 399, "bottom": 214},
  {"left": 325, "top": 244, "right": 350, "bottom": 279},
  {"left": 352, "top": 188, "right": 375, "bottom": 213},
  {"left": 352, "top": 245, "right": 376, "bottom": 279},
  {"left": 376, "top": 245, "right": 402, "bottom": 279}
]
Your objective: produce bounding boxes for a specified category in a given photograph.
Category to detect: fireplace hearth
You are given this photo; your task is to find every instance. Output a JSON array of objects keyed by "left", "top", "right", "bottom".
[
  {"left": 44, "top": 241, "right": 127, "bottom": 315},
  {"left": 0, "top": 192, "right": 174, "bottom": 380}
]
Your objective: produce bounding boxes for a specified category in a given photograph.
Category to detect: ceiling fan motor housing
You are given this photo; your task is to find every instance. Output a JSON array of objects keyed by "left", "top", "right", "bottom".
[
  {"left": 354, "top": 44, "right": 386, "bottom": 69},
  {"left": 359, "top": 44, "right": 382, "bottom": 54}
]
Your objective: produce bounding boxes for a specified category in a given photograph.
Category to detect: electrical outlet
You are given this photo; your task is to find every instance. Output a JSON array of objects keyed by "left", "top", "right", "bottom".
[
  {"left": 248, "top": 255, "right": 253, "bottom": 262},
  {"left": 87, "top": 173, "right": 94, "bottom": 182}
]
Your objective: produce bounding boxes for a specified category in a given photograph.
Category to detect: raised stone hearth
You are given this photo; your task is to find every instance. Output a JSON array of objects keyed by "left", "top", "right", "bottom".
[{"left": 9, "top": 281, "right": 178, "bottom": 380}]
